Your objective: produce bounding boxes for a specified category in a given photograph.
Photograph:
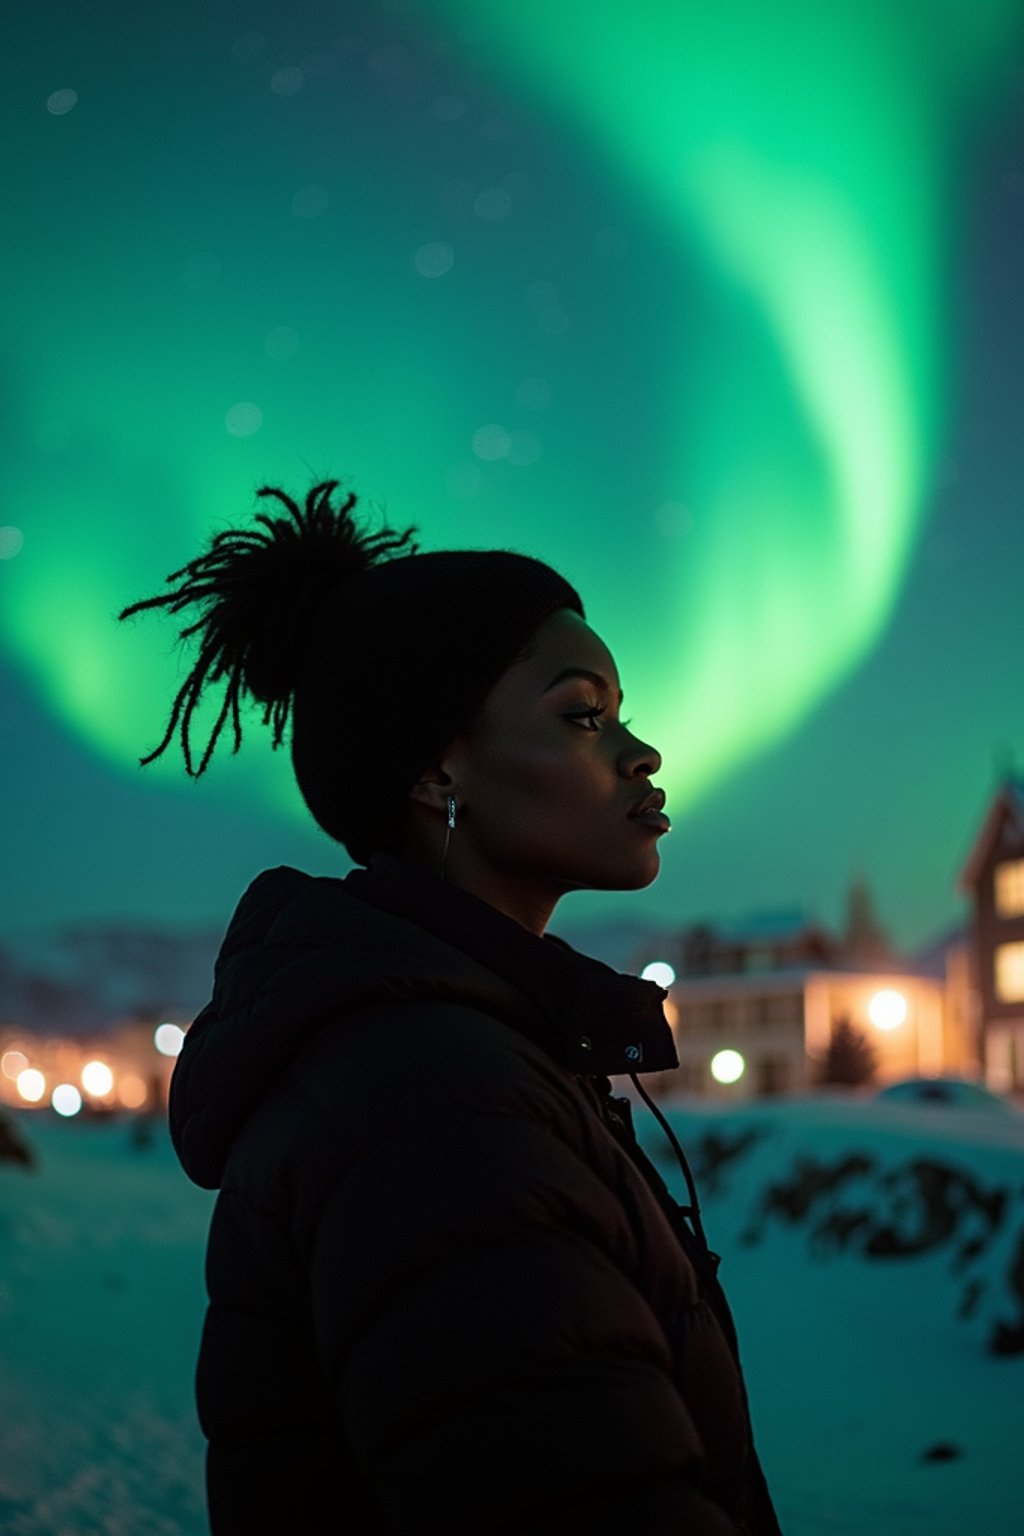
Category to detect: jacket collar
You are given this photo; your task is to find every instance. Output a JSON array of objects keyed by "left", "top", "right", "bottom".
[{"left": 343, "top": 852, "right": 678, "bottom": 1078}]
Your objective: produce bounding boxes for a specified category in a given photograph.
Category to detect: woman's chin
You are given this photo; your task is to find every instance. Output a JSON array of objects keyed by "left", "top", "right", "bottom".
[
  {"left": 591, "top": 848, "right": 663, "bottom": 892},
  {"left": 628, "top": 856, "right": 662, "bottom": 890}
]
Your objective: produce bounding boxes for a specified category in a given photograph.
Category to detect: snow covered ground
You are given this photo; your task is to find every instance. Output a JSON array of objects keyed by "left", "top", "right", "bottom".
[
  {"left": 632, "top": 1092, "right": 1024, "bottom": 1536},
  {"left": 0, "top": 1113, "right": 214, "bottom": 1535},
  {"left": 0, "top": 1094, "right": 1021, "bottom": 1535}
]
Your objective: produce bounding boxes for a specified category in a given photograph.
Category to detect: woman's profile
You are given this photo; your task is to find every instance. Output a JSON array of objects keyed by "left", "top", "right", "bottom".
[{"left": 119, "top": 479, "right": 784, "bottom": 1535}]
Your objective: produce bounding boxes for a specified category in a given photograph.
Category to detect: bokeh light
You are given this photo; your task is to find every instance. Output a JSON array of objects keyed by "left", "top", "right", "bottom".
[
  {"left": 81, "top": 1060, "right": 114, "bottom": 1097},
  {"left": 710, "top": 1050, "right": 746, "bottom": 1085},
  {"left": 51, "top": 1083, "right": 83, "bottom": 1117},
  {"left": 224, "top": 402, "right": 263, "bottom": 438},
  {"left": 1, "top": 1050, "right": 29, "bottom": 1079},
  {"left": 868, "top": 989, "right": 908, "bottom": 1030},
  {"left": 474, "top": 187, "right": 513, "bottom": 221},
  {"left": 16, "top": 1068, "right": 46, "bottom": 1103},
  {"left": 472, "top": 424, "right": 512, "bottom": 461},
  {"left": 154, "top": 1022, "right": 185, "bottom": 1057},
  {"left": 117, "top": 1074, "right": 148, "bottom": 1109},
  {"left": 46, "top": 89, "right": 78, "bottom": 115},
  {"left": 413, "top": 241, "right": 455, "bottom": 278}
]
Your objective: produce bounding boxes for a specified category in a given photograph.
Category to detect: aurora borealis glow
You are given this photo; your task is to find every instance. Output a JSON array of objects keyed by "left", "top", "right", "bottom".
[
  {"left": 3, "top": 0, "right": 1024, "bottom": 946},
  {"left": 432, "top": 0, "right": 1020, "bottom": 800}
]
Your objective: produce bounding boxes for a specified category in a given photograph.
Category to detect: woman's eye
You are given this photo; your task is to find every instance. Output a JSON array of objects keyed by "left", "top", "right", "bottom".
[
  {"left": 565, "top": 706, "right": 634, "bottom": 733},
  {"left": 566, "top": 706, "right": 607, "bottom": 731}
]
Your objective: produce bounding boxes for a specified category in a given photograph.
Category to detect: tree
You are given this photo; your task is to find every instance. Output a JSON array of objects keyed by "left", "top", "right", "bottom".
[{"left": 816, "top": 1015, "right": 878, "bottom": 1086}]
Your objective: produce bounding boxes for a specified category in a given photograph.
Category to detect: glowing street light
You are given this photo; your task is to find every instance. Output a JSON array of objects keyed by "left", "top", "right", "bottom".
[
  {"left": 641, "top": 961, "right": 676, "bottom": 989},
  {"left": 52, "top": 1083, "right": 83, "bottom": 1117},
  {"left": 710, "top": 1049, "right": 745, "bottom": 1084},
  {"left": 868, "top": 989, "right": 907, "bottom": 1031},
  {"left": 81, "top": 1059, "right": 114, "bottom": 1097},
  {"left": 16, "top": 1068, "right": 46, "bottom": 1103},
  {"left": 154, "top": 1022, "right": 185, "bottom": 1057}
]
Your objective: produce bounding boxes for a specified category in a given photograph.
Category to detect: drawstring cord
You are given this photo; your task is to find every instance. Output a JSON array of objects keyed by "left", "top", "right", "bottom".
[{"left": 629, "top": 1072, "right": 711, "bottom": 1256}]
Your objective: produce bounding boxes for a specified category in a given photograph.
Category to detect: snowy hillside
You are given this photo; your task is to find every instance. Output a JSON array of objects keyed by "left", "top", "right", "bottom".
[
  {"left": 0, "top": 924, "right": 220, "bottom": 1036},
  {"left": 0, "top": 910, "right": 662, "bottom": 1038},
  {"left": 631, "top": 1092, "right": 1024, "bottom": 1534},
  {"left": 0, "top": 1095, "right": 1021, "bottom": 1535}
]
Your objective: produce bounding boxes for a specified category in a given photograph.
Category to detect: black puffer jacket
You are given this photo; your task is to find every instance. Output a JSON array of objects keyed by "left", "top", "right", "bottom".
[{"left": 171, "top": 852, "right": 784, "bottom": 1535}]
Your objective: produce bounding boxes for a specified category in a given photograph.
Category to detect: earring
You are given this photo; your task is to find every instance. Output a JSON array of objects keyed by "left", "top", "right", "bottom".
[{"left": 441, "top": 794, "right": 457, "bottom": 880}]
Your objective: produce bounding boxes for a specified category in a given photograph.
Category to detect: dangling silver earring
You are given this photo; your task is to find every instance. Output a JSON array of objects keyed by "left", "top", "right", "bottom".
[{"left": 441, "top": 794, "right": 457, "bottom": 880}]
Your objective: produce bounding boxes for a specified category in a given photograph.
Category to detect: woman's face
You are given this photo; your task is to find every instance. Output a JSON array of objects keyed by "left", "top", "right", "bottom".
[{"left": 411, "top": 607, "right": 668, "bottom": 932}]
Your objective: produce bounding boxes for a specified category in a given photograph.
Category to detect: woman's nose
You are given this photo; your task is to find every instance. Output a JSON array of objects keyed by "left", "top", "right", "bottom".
[{"left": 626, "top": 740, "right": 661, "bottom": 775}]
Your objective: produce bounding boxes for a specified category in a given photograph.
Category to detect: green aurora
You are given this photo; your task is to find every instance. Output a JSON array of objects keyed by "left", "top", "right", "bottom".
[
  {"left": 2, "top": 0, "right": 1023, "bottom": 939},
  {"left": 429, "top": 0, "right": 1022, "bottom": 799}
]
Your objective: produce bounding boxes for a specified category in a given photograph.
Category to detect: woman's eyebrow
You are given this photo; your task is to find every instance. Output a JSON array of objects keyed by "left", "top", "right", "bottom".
[{"left": 543, "top": 667, "right": 624, "bottom": 703}]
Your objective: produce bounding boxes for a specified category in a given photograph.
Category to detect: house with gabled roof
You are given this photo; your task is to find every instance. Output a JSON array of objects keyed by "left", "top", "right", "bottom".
[{"left": 958, "top": 776, "right": 1024, "bottom": 1093}]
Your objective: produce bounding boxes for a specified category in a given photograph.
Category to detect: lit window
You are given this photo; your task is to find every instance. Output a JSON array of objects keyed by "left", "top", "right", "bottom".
[
  {"left": 995, "top": 942, "right": 1024, "bottom": 1002},
  {"left": 995, "top": 859, "right": 1024, "bottom": 918}
]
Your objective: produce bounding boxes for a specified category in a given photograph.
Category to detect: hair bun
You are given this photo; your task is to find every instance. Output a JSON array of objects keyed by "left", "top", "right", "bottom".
[
  {"left": 118, "top": 478, "right": 420, "bottom": 776},
  {"left": 241, "top": 480, "right": 387, "bottom": 706}
]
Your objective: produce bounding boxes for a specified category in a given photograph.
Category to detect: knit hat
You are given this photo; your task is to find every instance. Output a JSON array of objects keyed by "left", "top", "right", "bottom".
[{"left": 118, "top": 480, "right": 585, "bottom": 865}]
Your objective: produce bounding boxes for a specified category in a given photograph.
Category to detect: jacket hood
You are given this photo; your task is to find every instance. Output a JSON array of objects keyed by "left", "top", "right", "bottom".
[{"left": 170, "top": 854, "right": 677, "bottom": 1189}]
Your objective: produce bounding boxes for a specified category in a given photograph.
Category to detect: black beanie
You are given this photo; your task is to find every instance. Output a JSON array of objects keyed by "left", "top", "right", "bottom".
[
  {"left": 118, "top": 479, "right": 585, "bottom": 868},
  {"left": 294, "top": 546, "right": 585, "bottom": 864}
]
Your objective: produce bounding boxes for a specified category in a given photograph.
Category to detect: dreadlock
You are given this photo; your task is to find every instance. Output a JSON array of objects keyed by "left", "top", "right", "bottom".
[{"left": 117, "top": 479, "right": 420, "bottom": 777}]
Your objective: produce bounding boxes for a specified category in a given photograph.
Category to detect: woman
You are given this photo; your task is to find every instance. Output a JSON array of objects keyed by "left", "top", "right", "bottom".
[{"left": 120, "top": 480, "right": 784, "bottom": 1535}]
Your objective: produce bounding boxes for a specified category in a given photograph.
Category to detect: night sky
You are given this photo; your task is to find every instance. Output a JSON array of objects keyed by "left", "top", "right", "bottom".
[{"left": 3, "top": 0, "right": 1024, "bottom": 952}]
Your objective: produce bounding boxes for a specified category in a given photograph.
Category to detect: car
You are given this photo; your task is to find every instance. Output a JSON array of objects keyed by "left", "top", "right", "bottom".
[{"left": 874, "top": 1075, "right": 1015, "bottom": 1111}]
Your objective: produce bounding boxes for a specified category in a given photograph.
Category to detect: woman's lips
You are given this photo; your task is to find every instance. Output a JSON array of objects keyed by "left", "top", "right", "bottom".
[
  {"left": 628, "top": 787, "right": 666, "bottom": 819},
  {"left": 628, "top": 810, "right": 671, "bottom": 833}
]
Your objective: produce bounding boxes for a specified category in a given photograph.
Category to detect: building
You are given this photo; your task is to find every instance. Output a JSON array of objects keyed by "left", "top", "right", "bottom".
[
  {"left": 959, "top": 776, "right": 1024, "bottom": 1093},
  {"left": 629, "top": 907, "right": 968, "bottom": 1102}
]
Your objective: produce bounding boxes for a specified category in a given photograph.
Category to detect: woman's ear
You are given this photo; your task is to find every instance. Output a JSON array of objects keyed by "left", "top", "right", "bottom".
[{"left": 407, "top": 765, "right": 454, "bottom": 816}]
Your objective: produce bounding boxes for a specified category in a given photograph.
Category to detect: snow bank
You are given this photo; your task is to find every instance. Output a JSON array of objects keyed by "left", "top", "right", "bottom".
[
  {"left": 1, "top": 1096, "right": 1022, "bottom": 1535},
  {"left": 631, "top": 1092, "right": 1024, "bottom": 1535},
  {"left": 0, "top": 1114, "right": 214, "bottom": 1535}
]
